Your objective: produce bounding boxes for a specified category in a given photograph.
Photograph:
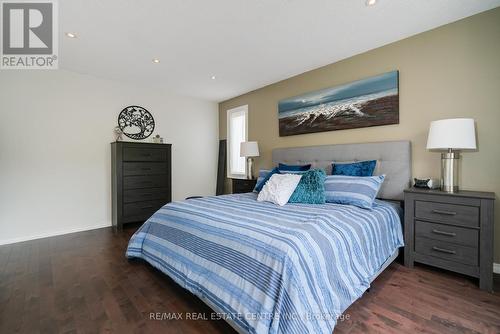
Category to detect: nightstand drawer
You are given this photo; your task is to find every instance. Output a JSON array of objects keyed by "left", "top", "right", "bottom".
[
  {"left": 415, "top": 220, "right": 478, "bottom": 248},
  {"left": 415, "top": 237, "right": 478, "bottom": 266},
  {"left": 232, "top": 179, "right": 257, "bottom": 194},
  {"left": 415, "top": 201, "right": 479, "bottom": 227}
]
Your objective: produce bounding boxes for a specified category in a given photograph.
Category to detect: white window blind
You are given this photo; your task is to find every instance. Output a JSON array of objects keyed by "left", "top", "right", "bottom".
[{"left": 227, "top": 105, "right": 248, "bottom": 178}]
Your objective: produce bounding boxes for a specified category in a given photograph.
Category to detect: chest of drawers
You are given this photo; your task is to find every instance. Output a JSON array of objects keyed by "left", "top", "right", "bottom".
[
  {"left": 112, "top": 142, "right": 172, "bottom": 229},
  {"left": 403, "top": 188, "right": 495, "bottom": 291}
]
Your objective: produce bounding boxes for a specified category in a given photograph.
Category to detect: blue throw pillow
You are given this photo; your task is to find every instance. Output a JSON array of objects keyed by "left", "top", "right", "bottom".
[
  {"left": 332, "top": 160, "right": 376, "bottom": 177},
  {"left": 254, "top": 167, "right": 281, "bottom": 192},
  {"left": 324, "top": 175, "right": 385, "bottom": 209},
  {"left": 288, "top": 169, "right": 326, "bottom": 204},
  {"left": 278, "top": 163, "right": 312, "bottom": 172}
]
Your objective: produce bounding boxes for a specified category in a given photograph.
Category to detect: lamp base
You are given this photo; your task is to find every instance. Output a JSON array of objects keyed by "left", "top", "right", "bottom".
[
  {"left": 246, "top": 158, "right": 254, "bottom": 180},
  {"left": 441, "top": 150, "right": 459, "bottom": 193}
]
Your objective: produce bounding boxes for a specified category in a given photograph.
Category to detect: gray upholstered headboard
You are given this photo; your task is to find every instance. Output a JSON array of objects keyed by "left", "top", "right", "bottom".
[{"left": 272, "top": 140, "right": 411, "bottom": 200}]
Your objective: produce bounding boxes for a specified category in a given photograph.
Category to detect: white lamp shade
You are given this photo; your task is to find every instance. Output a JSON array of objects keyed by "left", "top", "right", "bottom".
[
  {"left": 426, "top": 118, "right": 477, "bottom": 150},
  {"left": 240, "top": 141, "right": 260, "bottom": 157}
]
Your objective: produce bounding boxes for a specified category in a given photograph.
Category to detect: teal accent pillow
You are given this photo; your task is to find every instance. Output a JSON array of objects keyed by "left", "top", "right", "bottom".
[
  {"left": 332, "top": 160, "right": 376, "bottom": 177},
  {"left": 288, "top": 169, "right": 326, "bottom": 204},
  {"left": 278, "top": 163, "right": 311, "bottom": 172}
]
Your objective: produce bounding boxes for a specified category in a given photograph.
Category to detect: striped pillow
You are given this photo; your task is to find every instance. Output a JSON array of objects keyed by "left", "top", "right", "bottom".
[{"left": 324, "top": 175, "right": 385, "bottom": 209}]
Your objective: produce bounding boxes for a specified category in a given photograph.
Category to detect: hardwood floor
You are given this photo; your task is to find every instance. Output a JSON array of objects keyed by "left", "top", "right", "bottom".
[{"left": 0, "top": 225, "right": 499, "bottom": 334}]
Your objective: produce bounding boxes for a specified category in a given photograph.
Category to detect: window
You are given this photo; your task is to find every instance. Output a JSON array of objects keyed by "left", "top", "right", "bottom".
[{"left": 227, "top": 105, "right": 248, "bottom": 178}]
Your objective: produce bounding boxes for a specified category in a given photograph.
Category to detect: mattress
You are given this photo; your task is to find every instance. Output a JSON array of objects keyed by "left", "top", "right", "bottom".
[{"left": 126, "top": 193, "right": 404, "bottom": 334}]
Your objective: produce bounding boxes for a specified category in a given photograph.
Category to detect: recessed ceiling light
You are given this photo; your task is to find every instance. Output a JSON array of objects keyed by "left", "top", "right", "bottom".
[
  {"left": 211, "top": 75, "right": 217, "bottom": 80},
  {"left": 152, "top": 58, "right": 160, "bottom": 64},
  {"left": 65, "top": 32, "right": 77, "bottom": 38},
  {"left": 366, "top": 0, "right": 377, "bottom": 6}
]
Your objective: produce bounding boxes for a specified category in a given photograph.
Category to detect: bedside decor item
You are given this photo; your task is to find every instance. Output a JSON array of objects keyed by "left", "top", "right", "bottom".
[
  {"left": 257, "top": 173, "right": 302, "bottom": 206},
  {"left": 278, "top": 71, "right": 399, "bottom": 136},
  {"left": 118, "top": 105, "right": 155, "bottom": 140},
  {"left": 240, "top": 141, "right": 260, "bottom": 179},
  {"left": 414, "top": 177, "right": 440, "bottom": 189},
  {"left": 426, "top": 118, "right": 476, "bottom": 192},
  {"left": 404, "top": 187, "right": 495, "bottom": 291},
  {"left": 111, "top": 142, "right": 171, "bottom": 229}
]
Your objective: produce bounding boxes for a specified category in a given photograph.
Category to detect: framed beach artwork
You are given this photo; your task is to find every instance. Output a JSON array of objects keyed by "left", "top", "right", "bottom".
[{"left": 278, "top": 71, "right": 399, "bottom": 136}]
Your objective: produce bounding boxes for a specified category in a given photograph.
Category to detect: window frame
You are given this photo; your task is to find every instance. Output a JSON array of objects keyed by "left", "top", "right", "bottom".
[{"left": 226, "top": 105, "right": 249, "bottom": 179}]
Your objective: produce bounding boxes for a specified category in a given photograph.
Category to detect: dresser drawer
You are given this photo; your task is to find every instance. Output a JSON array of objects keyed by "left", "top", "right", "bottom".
[
  {"left": 415, "top": 201, "right": 479, "bottom": 227},
  {"left": 124, "top": 175, "right": 168, "bottom": 189},
  {"left": 123, "top": 200, "right": 166, "bottom": 220},
  {"left": 124, "top": 188, "right": 170, "bottom": 203},
  {"left": 123, "top": 162, "right": 167, "bottom": 176},
  {"left": 415, "top": 237, "right": 478, "bottom": 266},
  {"left": 123, "top": 147, "right": 167, "bottom": 162},
  {"left": 415, "top": 220, "right": 478, "bottom": 248}
]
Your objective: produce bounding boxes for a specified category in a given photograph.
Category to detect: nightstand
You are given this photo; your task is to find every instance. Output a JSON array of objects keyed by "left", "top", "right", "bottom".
[
  {"left": 404, "top": 187, "right": 495, "bottom": 291},
  {"left": 231, "top": 178, "right": 257, "bottom": 194}
]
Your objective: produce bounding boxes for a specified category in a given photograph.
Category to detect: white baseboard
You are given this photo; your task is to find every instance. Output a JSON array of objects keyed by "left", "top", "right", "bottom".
[
  {"left": 0, "top": 222, "right": 111, "bottom": 246},
  {"left": 494, "top": 263, "right": 500, "bottom": 274}
]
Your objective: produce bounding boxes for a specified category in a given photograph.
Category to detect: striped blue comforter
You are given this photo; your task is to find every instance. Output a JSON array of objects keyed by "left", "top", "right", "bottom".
[{"left": 126, "top": 193, "right": 404, "bottom": 334}]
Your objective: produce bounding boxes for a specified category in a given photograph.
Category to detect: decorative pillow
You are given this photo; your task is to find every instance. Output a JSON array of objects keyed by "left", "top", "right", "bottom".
[
  {"left": 254, "top": 167, "right": 281, "bottom": 192},
  {"left": 278, "top": 163, "right": 312, "bottom": 172},
  {"left": 324, "top": 175, "right": 385, "bottom": 209},
  {"left": 332, "top": 160, "right": 377, "bottom": 177},
  {"left": 288, "top": 169, "right": 326, "bottom": 204},
  {"left": 257, "top": 174, "right": 302, "bottom": 206}
]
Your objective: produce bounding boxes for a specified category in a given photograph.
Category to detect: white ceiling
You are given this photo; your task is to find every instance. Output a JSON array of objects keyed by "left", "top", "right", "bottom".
[{"left": 59, "top": 0, "right": 500, "bottom": 102}]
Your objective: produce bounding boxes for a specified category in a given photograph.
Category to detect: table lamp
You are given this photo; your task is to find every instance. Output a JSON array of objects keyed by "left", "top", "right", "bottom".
[
  {"left": 426, "top": 118, "right": 476, "bottom": 192},
  {"left": 240, "top": 141, "right": 259, "bottom": 179}
]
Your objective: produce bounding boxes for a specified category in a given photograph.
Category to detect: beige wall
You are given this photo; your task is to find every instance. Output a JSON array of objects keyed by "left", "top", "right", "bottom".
[{"left": 219, "top": 8, "right": 500, "bottom": 262}]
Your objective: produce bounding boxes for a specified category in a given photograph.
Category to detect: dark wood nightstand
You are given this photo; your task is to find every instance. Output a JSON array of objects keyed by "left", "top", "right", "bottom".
[
  {"left": 231, "top": 178, "right": 257, "bottom": 194},
  {"left": 404, "top": 187, "right": 495, "bottom": 291}
]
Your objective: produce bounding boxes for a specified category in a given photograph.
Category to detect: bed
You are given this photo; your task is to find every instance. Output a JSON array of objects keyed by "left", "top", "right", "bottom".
[{"left": 126, "top": 140, "right": 411, "bottom": 334}]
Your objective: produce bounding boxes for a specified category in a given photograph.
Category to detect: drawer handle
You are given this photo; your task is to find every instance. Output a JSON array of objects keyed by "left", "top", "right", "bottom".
[
  {"left": 432, "top": 209, "right": 456, "bottom": 216},
  {"left": 431, "top": 229, "right": 456, "bottom": 237},
  {"left": 432, "top": 246, "right": 456, "bottom": 255},
  {"left": 141, "top": 205, "right": 154, "bottom": 209},
  {"left": 141, "top": 167, "right": 152, "bottom": 171},
  {"left": 141, "top": 181, "right": 153, "bottom": 184},
  {"left": 142, "top": 193, "right": 153, "bottom": 197},
  {"left": 141, "top": 153, "right": 152, "bottom": 157}
]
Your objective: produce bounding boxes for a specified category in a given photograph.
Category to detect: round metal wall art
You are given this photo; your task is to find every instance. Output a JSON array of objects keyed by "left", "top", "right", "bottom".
[{"left": 118, "top": 106, "right": 155, "bottom": 140}]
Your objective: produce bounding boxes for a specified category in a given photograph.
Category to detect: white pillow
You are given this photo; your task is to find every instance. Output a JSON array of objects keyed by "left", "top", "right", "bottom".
[{"left": 257, "top": 173, "right": 302, "bottom": 206}]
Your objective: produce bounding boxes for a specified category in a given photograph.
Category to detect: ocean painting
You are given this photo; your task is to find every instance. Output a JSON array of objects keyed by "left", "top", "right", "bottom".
[{"left": 278, "top": 71, "right": 399, "bottom": 136}]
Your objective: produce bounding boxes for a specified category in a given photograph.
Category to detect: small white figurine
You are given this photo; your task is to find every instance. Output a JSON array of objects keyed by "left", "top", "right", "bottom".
[{"left": 114, "top": 126, "right": 123, "bottom": 142}]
